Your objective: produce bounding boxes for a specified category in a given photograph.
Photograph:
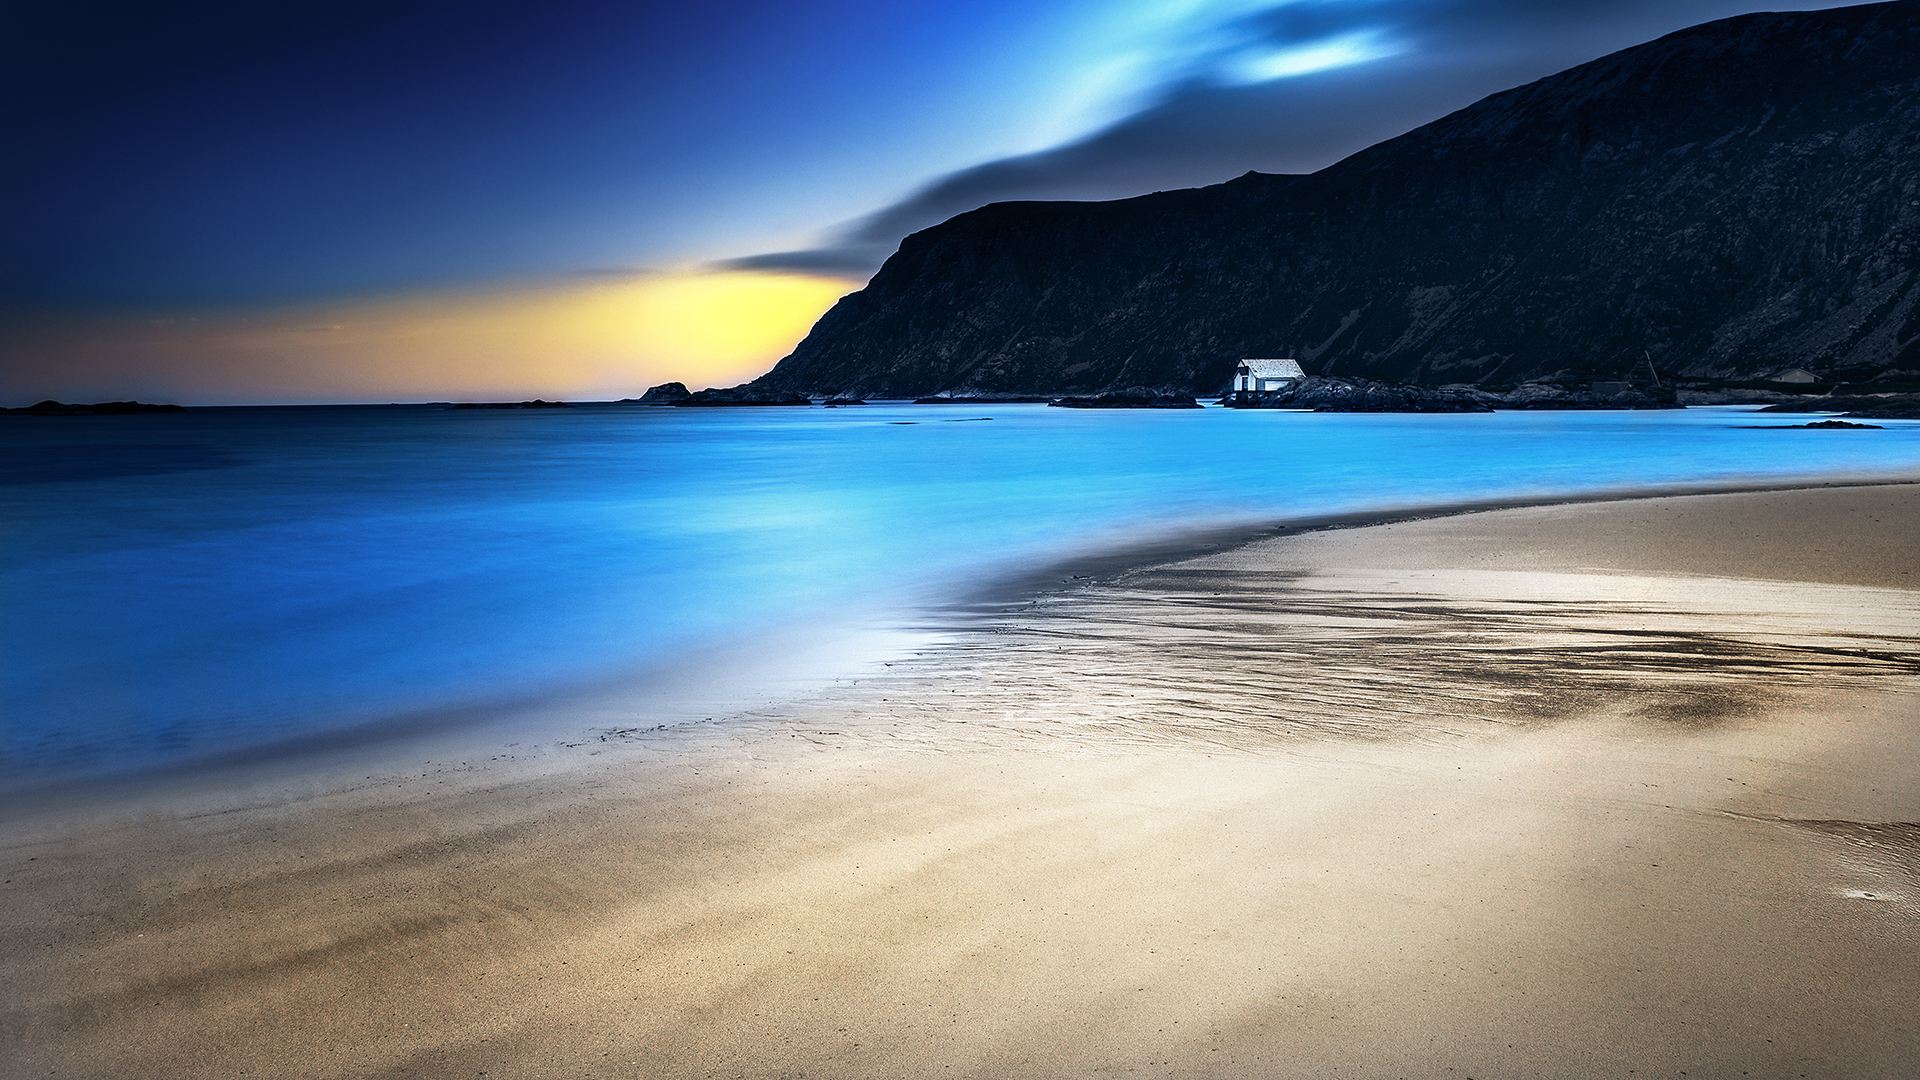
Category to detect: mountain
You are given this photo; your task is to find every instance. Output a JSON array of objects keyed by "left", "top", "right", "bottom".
[{"left": 751, "top": 1, "right": 1920, "bottom": 399}]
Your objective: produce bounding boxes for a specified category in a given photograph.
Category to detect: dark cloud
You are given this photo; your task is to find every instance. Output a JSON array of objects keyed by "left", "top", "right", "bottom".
[
  {"left": 727, "top": 247, "right": 896, "bottom": 277},
  {"left": 735, "top": 0, "right": 1860, "bottom": 279},
  {"left": 728, "top": 57, "right": 1525, "bottom": 277}
]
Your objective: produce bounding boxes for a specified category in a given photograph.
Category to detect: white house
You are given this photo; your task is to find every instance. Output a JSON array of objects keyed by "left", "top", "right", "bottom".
[
  {"left": 1772, "top": 367, "right": 1820, "bottom": 384},
  {"left": 1234, "top": 358, "right": 1306, "bottom": 392}
]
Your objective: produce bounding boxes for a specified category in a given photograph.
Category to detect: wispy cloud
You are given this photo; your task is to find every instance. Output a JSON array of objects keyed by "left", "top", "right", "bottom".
[
  {"left": 732, "top": 0, "right": 1860, "bottom": 279},
  {"left": 1219, "top": 29, "right": 1404, "bottom": 83}
]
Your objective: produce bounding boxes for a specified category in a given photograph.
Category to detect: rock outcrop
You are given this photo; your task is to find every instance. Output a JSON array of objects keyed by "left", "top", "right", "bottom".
[
  {"left": 672, "top": 386, "right": 812, "bottom": 407},
  {"left": 1757, "top": 393, "right": 1920, "bottom": 418},
  {"left": 912, "top": 395, "right": 1055, "bottom": 404},
  {"left": 626, "top": 382, "right": 690, "bottom": 405},
  {"left": 1052, "top": 388, "right": 1202, "bottom": 409},
  {"left": 747, "top": 2, "right": 1920, "bottom": 400},
  {"left": 3, "top": 400, "right": 185, "bottom": 415},
  {"left": 1223, "top": 378, "right": 1494, "bottom": 413}
]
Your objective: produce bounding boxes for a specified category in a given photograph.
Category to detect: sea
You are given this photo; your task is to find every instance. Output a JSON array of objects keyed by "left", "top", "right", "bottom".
[{"left": 3, "top": 401, "right": 1915, "bottom": 793}]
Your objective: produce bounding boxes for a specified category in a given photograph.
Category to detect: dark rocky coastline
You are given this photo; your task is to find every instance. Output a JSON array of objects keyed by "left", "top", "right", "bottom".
[
  {"left": 914, "top": 395, "right": 1055, "bottom": 404},
  {"left": 4, "top": 400, "right": 185, "bottom": 415},
  {"left": 1222, "top": 379, "right": 1491, "bottom": 413},
  {"left": 1756, "top": 393, "right": 1920, "bottom": 420},
  {"left": 1052, "top": 389, "right": 1201, "bottom": 409},
  {"left": 672, "top": 386, "right": 812, "bottom": 406}
]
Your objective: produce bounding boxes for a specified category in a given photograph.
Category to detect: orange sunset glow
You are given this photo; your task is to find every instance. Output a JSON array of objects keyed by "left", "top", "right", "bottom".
[{"left": 2, "top": 270, "right": 857, "bottom": 405}]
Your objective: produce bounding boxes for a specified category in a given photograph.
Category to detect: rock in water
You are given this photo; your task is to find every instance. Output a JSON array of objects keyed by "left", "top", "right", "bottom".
[{"left": 747, "top": 4, "right": 1920, "bottom": 400}]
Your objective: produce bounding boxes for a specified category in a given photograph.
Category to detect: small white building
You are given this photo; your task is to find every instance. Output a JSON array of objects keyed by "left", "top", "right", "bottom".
[
  {"left": 1772, "top": 367, "right": 1820, "bottom": 384},
  {"left": 1234, "top": 358, "right": 1306, "bottom": 392}
]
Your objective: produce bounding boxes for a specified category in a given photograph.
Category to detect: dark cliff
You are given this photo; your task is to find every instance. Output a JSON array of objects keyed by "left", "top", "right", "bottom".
[{"left": 753, "top": 1, "right": 1920, "bottom": 398}]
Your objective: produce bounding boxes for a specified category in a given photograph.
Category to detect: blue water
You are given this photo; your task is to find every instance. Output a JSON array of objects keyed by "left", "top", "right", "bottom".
[{"left": 3, "top": 402, "right": 1915, "bottom": 786}]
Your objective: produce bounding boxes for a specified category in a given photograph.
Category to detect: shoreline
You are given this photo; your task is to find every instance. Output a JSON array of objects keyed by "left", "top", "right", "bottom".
[
  {"left": 5, "top": 473, "right": 1916, "bottom": 820},
  {"left": 961, "top": 471, "right": 1920, "bottom": 609},
  {"left": 2, "top": 472, "right": 1912, "bottom": 817},
  {"left": 6, "top": 400, "right": 1915, "bottom": 806},
  {"left": 3, "top": 480, "right": 1918, "bottom": 1078}
]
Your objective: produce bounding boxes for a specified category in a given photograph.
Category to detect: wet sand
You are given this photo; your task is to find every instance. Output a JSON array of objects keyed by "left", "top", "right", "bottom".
[{"left": 3, "top": 484, "right": 1918, "bottom": 1079}]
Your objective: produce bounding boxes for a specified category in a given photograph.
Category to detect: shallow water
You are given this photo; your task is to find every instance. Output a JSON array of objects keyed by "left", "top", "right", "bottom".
[{"left": 2, "top": 401, "right": 1914, "bottom": 785}]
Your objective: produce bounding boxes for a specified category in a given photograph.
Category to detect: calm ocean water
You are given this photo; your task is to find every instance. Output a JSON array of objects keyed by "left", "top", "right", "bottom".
[{"left": 3, "top": 402, "right": 1915, "bottom": 787}]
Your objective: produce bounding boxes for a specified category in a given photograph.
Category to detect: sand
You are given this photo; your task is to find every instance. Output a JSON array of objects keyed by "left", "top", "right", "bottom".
[{"left": 3, "top": 483, "right": 1917, "bottom": 1079}]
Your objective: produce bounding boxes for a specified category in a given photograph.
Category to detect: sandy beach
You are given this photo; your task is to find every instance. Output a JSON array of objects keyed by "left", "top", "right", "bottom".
[{"left": 4, "top": 483, "right": 1917, "bottom": 1079}]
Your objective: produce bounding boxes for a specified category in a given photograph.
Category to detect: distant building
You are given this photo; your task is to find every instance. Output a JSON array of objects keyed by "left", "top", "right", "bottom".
[
  {"left": 1234, "top": 358, "right": 1306, "bottom": 392},
  {"left": 1772, "top": 367, "right": 1820, "bottom": 384}
]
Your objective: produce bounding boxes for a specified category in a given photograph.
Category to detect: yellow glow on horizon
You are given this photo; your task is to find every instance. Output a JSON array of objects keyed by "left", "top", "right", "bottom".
[{"left": 1, "top": 269, "right": 859, "bottom": 405}]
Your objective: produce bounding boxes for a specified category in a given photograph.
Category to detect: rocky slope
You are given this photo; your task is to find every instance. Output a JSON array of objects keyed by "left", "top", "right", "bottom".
[{"left": 752, "top": 1, "right": 1920, "bottom": 399}]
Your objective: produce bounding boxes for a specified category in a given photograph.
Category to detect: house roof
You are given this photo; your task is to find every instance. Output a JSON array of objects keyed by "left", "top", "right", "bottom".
[{"left": 1239, "top": 358, "right": 1305, "bottom": 379}]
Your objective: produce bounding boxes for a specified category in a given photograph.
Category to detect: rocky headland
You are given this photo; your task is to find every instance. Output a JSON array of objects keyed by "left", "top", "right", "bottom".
[
  {"left": 3, "top": 399, "right": 185, "bottom": 415},
  {"left": 624, "top": 382, "right": 691, "bottom": 405},
  {"left": 727, "top": 3, "right": 1920, "bottom": 404}
]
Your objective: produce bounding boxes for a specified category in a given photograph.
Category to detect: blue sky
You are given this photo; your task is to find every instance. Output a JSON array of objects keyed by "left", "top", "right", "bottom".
[{"left": 0, "top": 0, "right": 1866, "bottom": 401}]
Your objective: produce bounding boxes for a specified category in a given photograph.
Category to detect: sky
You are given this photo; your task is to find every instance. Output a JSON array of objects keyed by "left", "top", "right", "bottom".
[{"left": 0, "top": 0, "right": 1865, "bottom": 404}]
